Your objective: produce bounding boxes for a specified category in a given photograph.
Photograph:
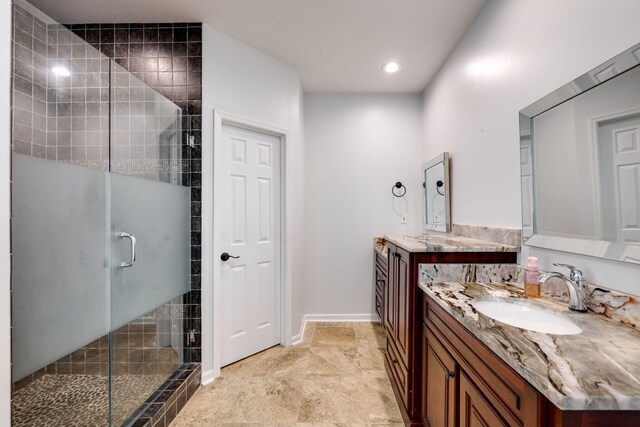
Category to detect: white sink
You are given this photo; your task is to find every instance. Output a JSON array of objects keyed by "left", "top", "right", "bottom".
[{"left": 471, "top": 298, "right": 582, "bottom": 335}]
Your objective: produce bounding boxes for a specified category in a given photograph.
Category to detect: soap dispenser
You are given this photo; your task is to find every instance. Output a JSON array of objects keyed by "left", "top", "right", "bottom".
[{"left": 524, "top": 257, "right": 541, "bottom": 298}]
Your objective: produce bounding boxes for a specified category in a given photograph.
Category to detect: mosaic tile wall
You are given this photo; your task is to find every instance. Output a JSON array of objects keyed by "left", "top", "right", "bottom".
[{"left": 66, "top": 21, "right": 203, "bottom": 364}]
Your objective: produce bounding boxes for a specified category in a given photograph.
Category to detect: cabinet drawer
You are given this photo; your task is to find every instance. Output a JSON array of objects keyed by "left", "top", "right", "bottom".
[{"left": 386, "top": 337, "right": 410, "bottom": 408}]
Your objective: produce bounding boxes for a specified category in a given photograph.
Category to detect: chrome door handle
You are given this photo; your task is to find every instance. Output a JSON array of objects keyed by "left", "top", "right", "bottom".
[{"left": 119, "top": 232, "right": 136, "bottom": 268}]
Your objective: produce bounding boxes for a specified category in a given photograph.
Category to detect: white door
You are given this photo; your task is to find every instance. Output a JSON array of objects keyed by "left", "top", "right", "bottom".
[
  {"left": 220, "top": 124, "right": 281, "bottom": 366},
  {"left": 598, "top": 115, "right": 640, "bottom": 243}
]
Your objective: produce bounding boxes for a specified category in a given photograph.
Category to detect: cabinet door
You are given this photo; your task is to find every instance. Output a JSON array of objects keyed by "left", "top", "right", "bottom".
[
  {"left": 459, "top": 371, "right": 509, "bottom": 427},
  {"left": 422, "top": 327, "right": 457, "bottom": 427},
  {"left": 384, "top": 245, "right": 397, "bottom": 338},
  {"left": 395, "top": 246, "right": 411, "bottom": 366}
]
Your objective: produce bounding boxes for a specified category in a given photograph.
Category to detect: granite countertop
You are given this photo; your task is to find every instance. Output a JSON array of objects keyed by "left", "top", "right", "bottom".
[
  {"left": 384, "top": 234, "right": 518, "bottom": 253},
  {"left": 374, "top": 237, "right": 388, "bottom": 258},
  {"left": 419, "top": 280, "right": 640, "bottom": 411}
]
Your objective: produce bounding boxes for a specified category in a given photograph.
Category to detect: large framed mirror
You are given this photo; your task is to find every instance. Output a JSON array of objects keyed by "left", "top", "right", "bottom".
[
  {"left": 423, "top": 152, "right": 451, "bottom": 232},
  {"left": 520, "top": 42, "right": 640, "bottom": 264}
]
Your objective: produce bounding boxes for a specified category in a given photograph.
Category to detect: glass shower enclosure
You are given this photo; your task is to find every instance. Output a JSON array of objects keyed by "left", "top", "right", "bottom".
[{"left": 10, "top": 3, "right": 191, "bottom": 425}]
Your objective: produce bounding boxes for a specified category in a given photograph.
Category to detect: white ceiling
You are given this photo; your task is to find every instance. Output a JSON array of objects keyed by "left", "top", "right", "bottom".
[{"left": 29, "top": 0, "right": 487, "bottom": 92}]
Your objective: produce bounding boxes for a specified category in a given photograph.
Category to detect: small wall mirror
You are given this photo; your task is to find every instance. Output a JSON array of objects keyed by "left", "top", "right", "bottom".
[
  {"left": 423, "top": 152, "right": 451, "bottom": 232},
  {"left": 520, "top": 42, "right": 640, "bottom": 264}
]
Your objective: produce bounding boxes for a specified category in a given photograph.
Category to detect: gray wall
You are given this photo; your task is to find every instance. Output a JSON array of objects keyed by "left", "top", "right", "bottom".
[{"left": 303, "top": 93, "right": 423, "bottom": 317}]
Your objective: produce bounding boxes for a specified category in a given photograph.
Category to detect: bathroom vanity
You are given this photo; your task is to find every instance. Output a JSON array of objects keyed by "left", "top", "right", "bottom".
[
  {"left": 373, "top": 235, "right": 518, "bottom": 425},
  {"left": 419, "top": 265, "right": 640, "bottom": 427}
]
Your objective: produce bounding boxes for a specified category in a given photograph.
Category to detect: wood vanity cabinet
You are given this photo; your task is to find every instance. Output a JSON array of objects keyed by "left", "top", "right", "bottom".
[
  {"left": 422, "top": 327, "right": 457, "bottom": 427},
  {"left": 423, "top": 293, "right": 544, "bottom": 427},
  {"left": 382, "top": 242, "right": 517, "bottom": 425},
  {"left": 421, "top": 294, "right": 640, "bottom": 427}
]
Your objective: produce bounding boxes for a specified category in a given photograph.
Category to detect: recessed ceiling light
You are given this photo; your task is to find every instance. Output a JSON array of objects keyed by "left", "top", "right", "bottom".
[
  {"left": 383, "top": 62, "right": 400, "bottom": 73},
  {"left": 51, "top": 65, "right": 71, "bottom": 77}
]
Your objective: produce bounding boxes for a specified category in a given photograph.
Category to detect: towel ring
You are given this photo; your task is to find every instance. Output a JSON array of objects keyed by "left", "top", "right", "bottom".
[
  {"left": 422, "top": 180, "right": 445, "bottom": 196},
  {"left": 392, "top": 182, "right": 406, "bottom": 198}
]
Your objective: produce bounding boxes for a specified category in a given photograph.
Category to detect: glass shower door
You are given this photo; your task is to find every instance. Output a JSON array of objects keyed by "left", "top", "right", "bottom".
[
  {"left": 9, "top": 8, "right": 113, "bottom": 424},
  {"left": 108, "top": 61, "right": 191, "bottom": 425}
]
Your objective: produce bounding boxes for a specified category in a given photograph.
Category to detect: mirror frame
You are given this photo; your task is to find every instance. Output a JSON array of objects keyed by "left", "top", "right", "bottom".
[
  {"left": 519, "top": 42, "right": 640, "bottom": 264},
  {"left": 423, "top": 152, "right": 451, "bottom": 233}
]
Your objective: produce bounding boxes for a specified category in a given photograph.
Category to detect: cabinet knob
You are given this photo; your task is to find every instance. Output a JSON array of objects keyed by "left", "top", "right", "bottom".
[{"left": 447, "top": 370, "right": 455, "bottom": 378}]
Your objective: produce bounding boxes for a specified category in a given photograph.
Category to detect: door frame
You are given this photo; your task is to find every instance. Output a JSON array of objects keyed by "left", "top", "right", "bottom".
[{"left": 201, "top": 109, "right": 292, "bottom": 384}]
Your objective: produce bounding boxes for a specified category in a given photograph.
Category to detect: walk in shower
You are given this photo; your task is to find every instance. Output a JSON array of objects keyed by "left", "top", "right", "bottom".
[{"left": 11, "top": 2, "right": 193, "bottom": 425}]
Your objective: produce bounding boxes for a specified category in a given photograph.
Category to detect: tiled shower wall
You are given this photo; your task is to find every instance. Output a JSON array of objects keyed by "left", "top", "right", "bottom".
[
  {"left": 66, "top": 22, "right": 203, "bottom": 363},
  {"left": 12, "top": 4, "right": 48, "bottom": 157},
  {"left": 12, "top": 1, "right": 201, "bottom": 375}
]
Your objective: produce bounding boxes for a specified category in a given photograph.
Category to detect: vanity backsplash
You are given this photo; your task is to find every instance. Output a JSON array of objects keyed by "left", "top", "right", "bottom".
[
  {"left": 419, "top": 263, "right": 640, "bottom": 330},
  {"left": 450, "top": 224, "right": 521, "bottom": 247}
]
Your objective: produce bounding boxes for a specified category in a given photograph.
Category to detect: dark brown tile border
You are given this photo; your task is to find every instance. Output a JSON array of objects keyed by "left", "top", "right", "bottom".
[{"left": 123, "top": 363, "right": 201, "bottom": 427}]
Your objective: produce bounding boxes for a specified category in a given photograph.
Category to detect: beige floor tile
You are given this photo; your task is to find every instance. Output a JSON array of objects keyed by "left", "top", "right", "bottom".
[
  {"left": 311, "top": 327, "right": 357, "bottom": 348},
  {"left": 361, "top": 368, "right": 389, "bottom": 380},
  {"left": 223, "top": 423, "right": 298, "bottom": 426},
  {"left": 172, "top": 377, "right": 241, "bottom": 424},
  {"left": 296, "top": 424, "right": 370, "bottom": 427},
  {"left": 313, "top": 322, "right": 355, "bottom": 329},
  {"left": 354, "top": 321, "right": 382, "bottom": 330},
  {"left": 297, "top": 376, "right": 370, "bottom": 423},
  {"left": 361, "top": 378, "right": 403, "bottom": 424},
  {"left": 223, "top": 346, "right": 310, "bottom": 378},
  {"left": 171, "top": 321, "right": 400, "bottom": 427},
  {"left": 356, "top": 347, "right": 386, "bottom": 372},
  {"left": 222, "top": 350, "right": 272, "bottom": 377},
  {"left": 252, "top": 347, "right": 310, "bottom": 377},
  {"left": 306, "top": 347, "right": 361, "bottom": 377},
  {"left": 355, "top": 325, "right": 385, "bottom": 351},
  {"left": 224, "top": 377, "right": 304, "bottom": 423}
]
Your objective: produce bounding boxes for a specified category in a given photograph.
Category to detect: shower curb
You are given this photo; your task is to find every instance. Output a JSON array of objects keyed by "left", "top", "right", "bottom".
[{"left": 124, "top": 362, "right": 201, "bottom": 427}]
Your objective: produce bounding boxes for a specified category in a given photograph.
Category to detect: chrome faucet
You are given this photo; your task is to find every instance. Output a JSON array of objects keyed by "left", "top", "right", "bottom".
[{"left": 539, "top": 263, "right": 588, "bottom": 312}]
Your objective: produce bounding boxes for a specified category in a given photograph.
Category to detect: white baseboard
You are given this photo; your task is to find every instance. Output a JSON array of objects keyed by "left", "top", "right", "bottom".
[
  {"left": 290, "top": 334, "right": 302, "bottom": 345},
  {"left": 200, "top": 369, "right": 216, "bottom": 386},
  {"left": 291, "top": 313, "right": 379, "bottom": 345}
]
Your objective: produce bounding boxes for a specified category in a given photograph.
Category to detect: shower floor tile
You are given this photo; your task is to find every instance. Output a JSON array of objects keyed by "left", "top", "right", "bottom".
[{"left": 12, "top": 373, "right": 167, "bottom": 427}]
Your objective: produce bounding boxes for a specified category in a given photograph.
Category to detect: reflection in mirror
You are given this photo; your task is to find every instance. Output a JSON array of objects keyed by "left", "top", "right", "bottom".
[
  {"left": 520, "top": 42, "right": 640, "bottom": 264},
  {"left": 423, "top": 152, "right": 451, "bottom": 232}
]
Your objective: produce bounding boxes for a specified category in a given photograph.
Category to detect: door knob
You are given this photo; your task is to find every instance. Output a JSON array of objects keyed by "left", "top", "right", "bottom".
[{"left": 220, "top": 252, "right": 239, "bottom": 261}]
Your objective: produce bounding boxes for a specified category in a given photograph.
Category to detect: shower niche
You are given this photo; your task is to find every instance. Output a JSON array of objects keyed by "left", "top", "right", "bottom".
[{"left": 10, "top": 2, "right": 196, "bottom": 425}]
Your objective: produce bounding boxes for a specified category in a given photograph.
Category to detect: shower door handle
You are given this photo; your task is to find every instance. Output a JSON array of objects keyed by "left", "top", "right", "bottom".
[{"left": 119, "top": 232, "right": 136, "bottom": 268}]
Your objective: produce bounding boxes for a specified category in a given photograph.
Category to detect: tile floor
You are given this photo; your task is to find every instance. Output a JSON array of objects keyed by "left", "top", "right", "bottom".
[{"left": 170, "top": 322, "right": 403, "bottom": 426}]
